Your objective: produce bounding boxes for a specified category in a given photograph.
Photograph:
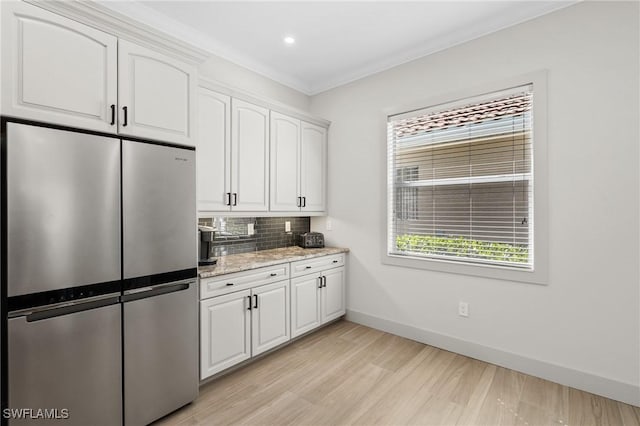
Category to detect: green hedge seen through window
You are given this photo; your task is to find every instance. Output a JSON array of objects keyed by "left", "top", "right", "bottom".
[{"left": 396, "top": 234, "right": 528, "bottom": 263}]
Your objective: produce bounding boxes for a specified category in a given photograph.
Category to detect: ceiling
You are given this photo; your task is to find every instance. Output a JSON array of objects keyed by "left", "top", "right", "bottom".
[{"left": 102, "top": 1, "right": 577, "bottom": 95}]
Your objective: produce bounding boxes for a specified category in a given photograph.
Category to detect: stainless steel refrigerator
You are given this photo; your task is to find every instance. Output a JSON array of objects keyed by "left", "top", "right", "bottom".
[{"left": 1, "top": 120, "right": 198, "bottom": 426}]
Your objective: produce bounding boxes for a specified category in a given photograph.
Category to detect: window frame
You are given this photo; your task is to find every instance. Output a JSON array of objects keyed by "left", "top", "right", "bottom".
[{"left": 381, "top": 71, "right": 548, "bottom": 285}]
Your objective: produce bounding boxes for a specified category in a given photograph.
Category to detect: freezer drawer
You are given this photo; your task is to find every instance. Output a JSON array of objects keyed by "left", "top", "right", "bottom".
[
  {"left": 7, "top": 300, "right": 122, "bottom": 426},
  {"left": 6, "top": 122, "right": 120, "bottom": 297},
  {"left": 123, "top": 280, "right": 198, "bottom": 426},
  {"left": 122, "top": 140, "right": 196, "bottom": 280}
]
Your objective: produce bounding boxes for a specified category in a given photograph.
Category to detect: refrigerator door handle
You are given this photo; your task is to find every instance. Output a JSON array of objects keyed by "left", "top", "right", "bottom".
[
  {"left": 122, "top": 282, "right": 192, "bottom": 303},
  {"left": 9, "top": 294, "right": 121, "bottom": 322},
  {"left": 125, "top": 286, "right": 154, "bottom": 295}
]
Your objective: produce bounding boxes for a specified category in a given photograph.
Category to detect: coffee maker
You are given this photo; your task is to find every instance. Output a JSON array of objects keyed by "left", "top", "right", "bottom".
[{"left": 198, "top": 225, "right": 217, "bottom": 266}]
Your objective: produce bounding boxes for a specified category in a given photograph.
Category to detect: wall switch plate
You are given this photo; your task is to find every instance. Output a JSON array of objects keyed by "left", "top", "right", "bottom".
[
  {"left": 285, "top": 221, "right": 291, "bottom": 232},
  {"left": 326, "top": 219, "right": 332, "bottom": 231},
  {"left": 247, "top": 223, "right": 254, "bottom": 236},
  {"left": 458, "top": 301, "right": 469, "bottom": 317}
]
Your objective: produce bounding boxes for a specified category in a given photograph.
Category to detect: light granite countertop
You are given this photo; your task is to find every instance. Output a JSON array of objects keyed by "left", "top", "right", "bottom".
[{"left": 199, "top": 246, "right": 349, "bottom": 278}]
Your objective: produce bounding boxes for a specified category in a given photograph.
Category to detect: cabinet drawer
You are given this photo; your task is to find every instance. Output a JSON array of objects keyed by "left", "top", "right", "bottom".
[
  {"left": 200, "top": 264, "right": 289, "bottom": 300},
  {"left": 290, "top": 254, "right": 344, "bottom": 278}
]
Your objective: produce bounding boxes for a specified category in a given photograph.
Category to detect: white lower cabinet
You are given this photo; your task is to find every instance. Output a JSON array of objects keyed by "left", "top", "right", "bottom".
[
  {"left": 200, "top": 279, "right": 289, "bottom": 380},
  {"left": 321, "top": 267, "right": 346, "bottom": 323},
  {"left": 291, "top": 264, "right": 345, "bottom": 338},
  {"left": 290, "top": 274, "right": 322, "bottom": 337},
  {"left": 200, "top": 254, "right": 346, "bottom": 380},
  {"left": 251, "top": 281, "right": 290, "bottom": 356},
  {"left": 200, "top": 290, "right": 251, "bottom": 380}
]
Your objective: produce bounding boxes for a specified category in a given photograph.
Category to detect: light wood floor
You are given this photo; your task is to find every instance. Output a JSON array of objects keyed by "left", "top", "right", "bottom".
[{"left": 156, "top": 320, "right": 640, "bottom": 426}]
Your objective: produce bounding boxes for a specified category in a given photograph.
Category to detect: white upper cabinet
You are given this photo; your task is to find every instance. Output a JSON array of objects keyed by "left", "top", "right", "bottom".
[
  {"left": 231, "top": 99, "right": 269, "bottom": 211},
  {"left": 1, "top": 1, "right": 117, "bottom": 132},
  {"left": 197, "top": 88, "right": 231, "bottom": 211},
  {"left": 197, "top": 94, "right": 270, "bottom": 212},
  {"left": 270, "top": 113, "right": 327, "bottom": 213},
  {"left": 197, "top": 89, "right": 329, "bottom": 214},
  {"left": 118, "top": 40, "right": 196, "bottom": 145},
  {"left": 300, "top": 122, "right": 327, "bottom": 212},
  {"left": 270, "top": 112, "right": 301, "bottom": 211},
  {"left": 1, "top": 2, "right": 197, "bottom": 145}
]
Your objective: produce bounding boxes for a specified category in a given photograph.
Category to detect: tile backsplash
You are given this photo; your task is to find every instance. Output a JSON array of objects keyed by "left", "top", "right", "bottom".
[{"left": 198, "top": 216, "right": 310, "bottom": 256}]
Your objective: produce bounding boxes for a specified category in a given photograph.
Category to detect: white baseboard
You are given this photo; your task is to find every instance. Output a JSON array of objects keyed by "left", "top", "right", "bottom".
[{"left": 346, "top": 309, "right": 640, "bottom": 407}]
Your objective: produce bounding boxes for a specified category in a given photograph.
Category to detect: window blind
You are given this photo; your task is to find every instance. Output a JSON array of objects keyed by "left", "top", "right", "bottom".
[{"left": 387, "top": 85, "right": 533, "bottom": 269}]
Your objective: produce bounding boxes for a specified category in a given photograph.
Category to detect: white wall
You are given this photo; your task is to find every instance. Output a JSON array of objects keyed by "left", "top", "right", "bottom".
[
  {"left": 199, "top": 56, "right": 310, "bottom": 111},
  {"left": 310, "top": 1, "right": 639, "bottom": 405}
]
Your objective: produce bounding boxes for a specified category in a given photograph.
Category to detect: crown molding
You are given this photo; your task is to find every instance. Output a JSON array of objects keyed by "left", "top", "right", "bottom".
[
  {"left": 24, "top": 0, "right": 210, "bottom": 64},
  {"left": 199, "top": 77, "right": 330, "bottom": 129}
]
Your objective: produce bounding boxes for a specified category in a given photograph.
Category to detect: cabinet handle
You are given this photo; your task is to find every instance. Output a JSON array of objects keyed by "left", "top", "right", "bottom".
[
  {"left": 233, "top": 193, "right": 238, "bottom": 206},
  {"left": 247, "top": 295, "right": 252, "bottom": 310},
  {"left": 270, "top": 273, "right": 277, "bottom": 277},
  {"left": 122, "top": 106, "right": 128, "bottom": 127},
  {"left": 302, "top": 196, "right": 306, "bottom": 208},
  {"left": 226, "top": 192, "right": 231, "bottom": 206},
  {"left": 297, "top": 196, "right": 301, "bottom": 208},
  {"left": 318, "top": 277, "right": 323, "bottom": 289},
  {"left": 305, "top": 266, "right": 312, "bottom": 270},
  {"left": 332, "top": 260, "right": 338, "bottom": 264},
  {"left": 253, "top": 294, "right": 258, "bottom": 309},
  {"left": 110, "top": 104, "right": 116, "bottom": 125},
  {"left": 322, "top": 276, "right": 327, "bottom": 288},
  {"left": 226, "top": 283, "right": 234, "bottom": 286}
]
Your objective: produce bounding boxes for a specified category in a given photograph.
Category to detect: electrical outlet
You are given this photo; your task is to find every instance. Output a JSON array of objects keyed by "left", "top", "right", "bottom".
[
  {"left": 326, "top": 219, "right": 332, "bottom": 231},
  {"left": 247, "top": 223, "right": 254, "bottom": 236},
  {"left": 458, "top": 301, "right": 469, "bottom": 317},
  {"left": 285, "top": 221, "right": 291, "bottom": 232}
]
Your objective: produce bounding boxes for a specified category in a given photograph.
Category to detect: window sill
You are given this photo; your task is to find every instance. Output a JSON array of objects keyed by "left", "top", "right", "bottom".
[{"left": 382, "top": 252, "right": 547, "bottom": 285}]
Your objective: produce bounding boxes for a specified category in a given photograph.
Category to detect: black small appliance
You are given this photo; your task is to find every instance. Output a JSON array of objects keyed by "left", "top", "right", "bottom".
[
  {"left": 298, "top": 232, "right": 325, "bottom": 249},
  {"left": 198, "top": 226, "right": 217, "bottom": 266}
]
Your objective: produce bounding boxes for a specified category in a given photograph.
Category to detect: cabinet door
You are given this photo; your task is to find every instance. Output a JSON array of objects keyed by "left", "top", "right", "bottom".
[
  {"left": 197, "top": 88, "right": 231, "bottom": 211},
  {"left": 118, "top": 40, "right": 196, "bottom": 146},
  {"left": 200, "top": 290, "right": 251, "bottom": 380},
  {"left": 1, "top": 1, "right": 117, "bottom": 133},
  {"left": 270, "top": 112, "right": 301, "bottom": 211},
  {"left": 251, "top": 281, "right": 290, "bottom": 356},
  {"left": 321, "top": 267, "right": 345, "bottom": 324},
  {"left": 291, "top": 274, "right": 322, "bottom": 338},
  {"left": 300, "top": 122, "right": 327, "bottom": 212},
  {"left": 231, "top": 99, "right": 269, "bottom": 211}
]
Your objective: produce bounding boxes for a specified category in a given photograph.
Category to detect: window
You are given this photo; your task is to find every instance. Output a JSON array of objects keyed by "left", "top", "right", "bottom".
[
  {"left": 395, "top": 166, "right": 419, "bottom": 220},
  {"left": 386, "top": 82, "right": 545, "bottom": 280}
]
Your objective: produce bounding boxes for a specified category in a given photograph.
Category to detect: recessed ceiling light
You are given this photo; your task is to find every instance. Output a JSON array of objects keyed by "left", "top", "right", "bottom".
[{"left": 283, "top": 36, "right": 295, "bottom": 45}]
